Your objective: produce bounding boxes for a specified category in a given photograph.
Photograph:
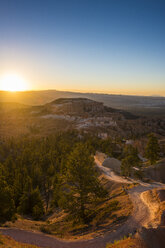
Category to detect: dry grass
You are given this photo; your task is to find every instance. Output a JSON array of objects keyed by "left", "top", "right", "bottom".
[
  {"left": 0, "top": 233, "right": 38, "bottom": 248},
  {"left": 39, "top": 176, "right": 133, "bottom": 240},
  {"left": 3, "top": 217, "right": 45, "bottom": 233},
  {"left": 106, "top": 236, "right": 147, "bottom": 248},
  {"left": 5, "top": 176, "right": 133, "bottom": 240}
]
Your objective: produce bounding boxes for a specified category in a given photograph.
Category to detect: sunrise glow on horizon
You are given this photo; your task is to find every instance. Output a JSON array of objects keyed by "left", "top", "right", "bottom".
[
  {"left": 0, "top": 0, "right": 165, "bottom": 96},
  {"left": 0, "top": 74, "right": 28, "bottom": 92}
]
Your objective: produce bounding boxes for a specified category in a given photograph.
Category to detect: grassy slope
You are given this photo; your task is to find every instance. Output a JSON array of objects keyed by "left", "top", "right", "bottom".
[
  {"left": 0, "top": 233, "right": 38, "bottom": 248},
  {"left": 4, "top": 176, "right": 132, "bottom": 240},
  {"left": 106, "top": 236, "right": 147, "bottom": 248}
]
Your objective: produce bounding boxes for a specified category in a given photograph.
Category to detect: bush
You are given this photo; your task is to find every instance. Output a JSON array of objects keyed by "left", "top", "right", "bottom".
[
  {"left": 32, "top": 205, "right": 44, "bottom": 220},
  {"left": 11, "top": 214, "right": 17, "bottom": 223},
  {"left": 40, "top": 225, "right": 52, "bottom": 234}
]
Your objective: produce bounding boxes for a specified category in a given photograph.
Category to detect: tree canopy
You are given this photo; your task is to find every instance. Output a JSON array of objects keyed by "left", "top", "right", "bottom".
[{"left": 145, "top": 133, "right": 160, "bottom": 164}]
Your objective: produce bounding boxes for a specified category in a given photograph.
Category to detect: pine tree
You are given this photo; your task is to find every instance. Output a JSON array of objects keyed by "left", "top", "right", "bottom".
[
  {"left": 59, "top": 143, "right": 107, "bottom": 223},
  {"left": 18, "top": 177, "right": 44, "bottom": 220},
  {"left": 0, "top": 177, "right": 15, "bottom": 223},
  {"left": 145, "top": 133, "right": 160, "bottom": 165},
  {"left": 121, "top": 145, "right": 141, "bottom": 176}
]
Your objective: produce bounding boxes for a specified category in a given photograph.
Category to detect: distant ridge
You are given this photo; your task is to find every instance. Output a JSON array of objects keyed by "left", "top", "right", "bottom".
[
  {"left": 40, "top": 97, "right": 137, "bottom": 120},
  {"left": 0, "top": 90, "right": 165, "bottom": 116}
]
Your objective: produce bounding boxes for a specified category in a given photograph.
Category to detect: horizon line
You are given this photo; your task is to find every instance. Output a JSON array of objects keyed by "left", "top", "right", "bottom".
[{"left": 0, "top": 89, "right": 165, "bottom": 98}]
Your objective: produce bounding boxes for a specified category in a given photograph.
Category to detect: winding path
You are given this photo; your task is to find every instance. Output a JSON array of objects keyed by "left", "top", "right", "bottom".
[{"left": 0, "top": 158, "right": 164, "bottom": 248}]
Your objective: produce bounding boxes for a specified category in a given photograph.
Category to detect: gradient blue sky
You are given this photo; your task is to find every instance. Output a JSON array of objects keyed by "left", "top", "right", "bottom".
[{"left": 0, "top": 0, "right": 165, "bottom": 95}]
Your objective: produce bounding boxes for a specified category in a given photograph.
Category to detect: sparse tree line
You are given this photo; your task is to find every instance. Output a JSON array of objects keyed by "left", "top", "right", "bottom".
[
  {"left": 0, "top": 131, "right": 160, "bottom": 224},
  {"left": 121, "top": 133, "right": 160, "bottom": 177}
]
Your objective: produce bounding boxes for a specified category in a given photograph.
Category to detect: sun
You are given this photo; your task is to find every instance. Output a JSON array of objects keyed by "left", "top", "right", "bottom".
[{"left": 0, "top": 74, "right": 28, "bottom": 92}]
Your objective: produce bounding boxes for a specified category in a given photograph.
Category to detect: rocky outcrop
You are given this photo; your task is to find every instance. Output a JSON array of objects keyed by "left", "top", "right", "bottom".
[
  {"left": 137, "top": 226, "right": 165, "bottom": 248},
  {"left": 43, "top": 98, "right": 137, "bottom": 120},
  {"left": 47, "top": 98, "right": 105, "bottom": 115},
  {"left": 143, "top": 159, "right": 165, "bottom": 183},
  {"left": 137, "top": 188, "right": 165, "bottom": 248},
  {"left": 102, "top": 157, "right": 121, "bottom": 174}
]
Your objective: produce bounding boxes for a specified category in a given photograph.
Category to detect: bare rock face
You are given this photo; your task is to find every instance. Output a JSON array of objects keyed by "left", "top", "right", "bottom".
[
  {"left": 143, "top": 159, "right": 165, "bottom": 183},
  {"left": 157, "top": 189, "right": 165, "bottom": 202},
  {"left": 48, "top": 98, "right": 105, "bottom": 115},
  {"left": 102, "top": 157, "right": 121, "bottom": 174},
  {"left": 160, "top": 210, "right": 165, "bottom": 226},
  {"left": 38, "top": 98, "right": 137, "bottom": 122},
  {"left": 138, "top": 226, "right": 165, "bottom": 248}
]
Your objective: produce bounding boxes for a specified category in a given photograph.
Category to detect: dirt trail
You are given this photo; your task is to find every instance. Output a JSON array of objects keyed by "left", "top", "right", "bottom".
[
  {"left": 95, "top": 155, "right": 163, "bottom": 188},
  {"left": 1, "top": 157, "right": 164, "bottom": 248},
  {"left": 95, "top": 156, "right": 132, "bottom": 184}
]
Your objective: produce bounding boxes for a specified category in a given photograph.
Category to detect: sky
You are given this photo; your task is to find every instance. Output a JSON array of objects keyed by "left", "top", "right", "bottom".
[{"left": 0, "top": 0, "right": 165, "bottom": 95}]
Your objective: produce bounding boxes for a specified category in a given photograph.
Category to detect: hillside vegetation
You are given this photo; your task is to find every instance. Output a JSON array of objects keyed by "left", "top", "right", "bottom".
[
  {"left": 0, "top": 131, "right": 135, "bottom": 238},
  {"left": 0, "top": 233, "right": 38, "bottom": 248},
  {"left": 0, "top": 98, "right": 165, "bottom": 245},
  {"left": 106, "top": 236, "right": 147, "bottom": 248}
]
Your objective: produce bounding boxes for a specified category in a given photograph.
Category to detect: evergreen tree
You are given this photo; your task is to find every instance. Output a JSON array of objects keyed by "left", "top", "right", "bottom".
[
  {"left": 18, "top": 178, "right": 44, "bottom": 220},
  {"left": 100, "top": 138, "right": 114, "bottom": 157},
  {"left": 0, "top": 177, "right": 15, "bottom": 223},
  {"left": 145, "top": 133, "right": 160, "bottom": 164},
  {"left": 121, "top": 145, "right": 141, "bottom": 176},
  {"left": 59, "top": 143, "right": 107, "bottom": 223}
]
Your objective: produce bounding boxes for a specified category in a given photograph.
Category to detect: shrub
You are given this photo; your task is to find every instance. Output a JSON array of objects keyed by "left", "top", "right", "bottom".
[
  {"left": 32, "top": 205, "right": 44, "bottom": 220},
  {"left": 40, "top": 225, "right": 52, "bottom": 234}
]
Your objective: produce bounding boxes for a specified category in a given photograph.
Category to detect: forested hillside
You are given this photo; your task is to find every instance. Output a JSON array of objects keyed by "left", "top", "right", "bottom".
[{"left": 0, "top": 131, "right": 109, "bottom": 224}]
